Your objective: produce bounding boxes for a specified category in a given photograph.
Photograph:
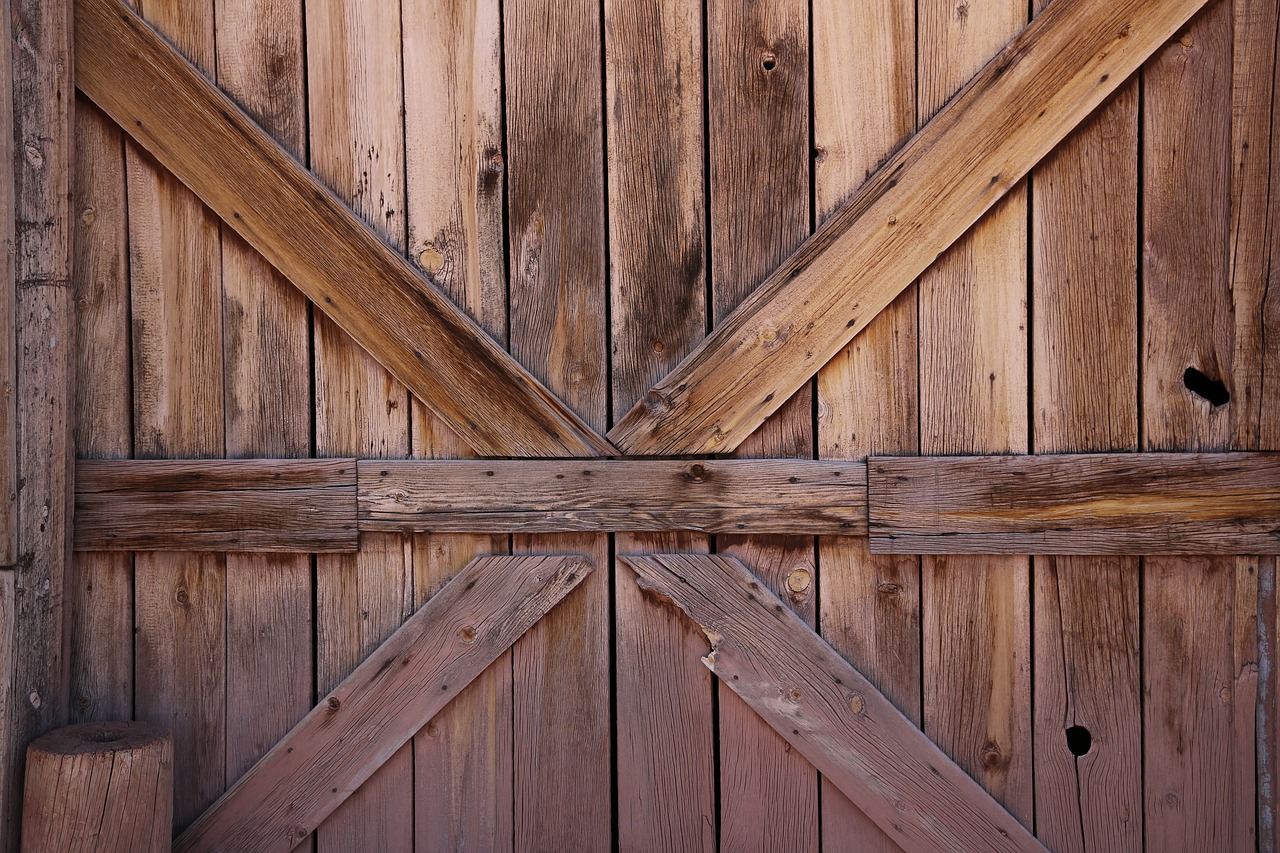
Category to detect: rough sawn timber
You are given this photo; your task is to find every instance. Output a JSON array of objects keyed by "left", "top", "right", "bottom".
[
  {"left": 622, "top": 554, "right": 1048, "bottom": 853},
  {"left": 869, "top": 452, "right": 1280, "bottom": 554},
  {"left": 72, "top": 0, "right": 615, "bottom": 459},
  {"left": 608, "top": 0, "right": 1212, "bottom": 455},
  {"left": 173, "top": 555, "right": 593, "bottom": 853}
]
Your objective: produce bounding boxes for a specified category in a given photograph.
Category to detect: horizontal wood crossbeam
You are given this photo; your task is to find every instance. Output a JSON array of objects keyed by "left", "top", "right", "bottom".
[
  {"left": 607, "top": 0, "right": 1210, "bottom": 455},
  {"left": 174, "top": 554, "right": 592, "bottom": 853},
  {"left": 869, "top": 452, "right": 1280, "bottom": 554},
  {"left": 75, "top": 459, "right": 358, "bottom": 552},
  {"left": 622, "top": 553, "right": 1048, "bottom": 853},
  {"left": 358, "top": 459, "right": 865, "bottom": 535},
  {"left": 73, "top": 0, "right": 616, "bottom": 459}
]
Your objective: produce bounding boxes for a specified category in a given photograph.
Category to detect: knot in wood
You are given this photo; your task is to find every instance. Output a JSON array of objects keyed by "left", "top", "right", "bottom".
[
  {"left": 457, "top": 625, "right": 478, "bottom": 643},
  {"left": 786, "top": 569, "right": 812, "bottom": 594},
  {"left": 327, "top": 697, "right": 341, "bottom": 712}
]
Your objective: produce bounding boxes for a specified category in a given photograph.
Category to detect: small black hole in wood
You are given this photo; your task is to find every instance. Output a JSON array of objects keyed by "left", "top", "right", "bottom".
[
  {"left": 1183, "top": 366, "right": 1230, "bottom": 407},
  {"left": 761, "top": 54, "right": 777, "bottom": 71},
  {"left": 1065, "top": 725, "right": 1092, "bottom": 756}
]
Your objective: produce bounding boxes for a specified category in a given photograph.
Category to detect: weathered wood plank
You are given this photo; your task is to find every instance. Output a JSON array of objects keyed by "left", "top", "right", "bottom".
[
  {"left": 73, "top": 0, "right": 615, "bottom": 459},
  {"left": 504, "top": 0, "right": 613, "bottom": 844},
  {"left": 69, "top": 95, "right": 132, "bottom": 727},
  {"left": 74, "top": 459, "right": 357, "bottom": 552},
  {"left": 0, "top": 0, "right": 15, "bottom": 570},
  {"left": 174, "top": 555, "right": 593, "bottom": 853},
  {"left": 359, "top": 459, "right": 866, "bottom": 535},
  {"left": 1029, "top": 18, "right": 1142, "bottom": 846},
  {"left": 401, "top": 0, "right": 513, "bottom": 845},
  {"left": 608, "top": 0, "right": 1211, "bottom": 455},
  {"left": 870, "top": 453, "right": 1279, "bottom": 554},
  {"left": 813, "top": 0, "right": 920, "bottom": 846},
  {"left": 604, "top": 0, "right": 715, "bottom": 844},
  {"left": 304, "top": 1, "right": 413, "bottom": 846},
  {"left": 623, "top": 554, "right": 1048, "bottom": 853}
]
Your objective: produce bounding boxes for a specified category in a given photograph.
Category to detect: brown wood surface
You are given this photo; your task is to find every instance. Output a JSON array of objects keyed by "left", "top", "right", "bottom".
[
  {"left": 175, "top": 555, "right": 592, "bottom": 853},
  {"left": 124, "top": 0, "right": 227, "bottom": 833},
  {"left": 504, "top": 1, "right": 612, "bottom": 844},
  {"left": 69, "top": 95, "right": 132, "bottom": 728},
  {"left": 74, "top": 0, "right": 615, "bottom": 459},
  {"left": 0, "top": 0, "right": 15, "bottom": 570},
  {"left": 813, "top": 0, "right": 920, "bottom": 847},
  {"left": 917, "top": 0, "right": 1032, "bottom": 829},
  {"left": 5, "top": 0, "right": 76, "bottom": 844},
  {"left": 869, "top": 453, "right": 1280, "bottom": 554},
  {"left": 305, "top": 1, "right": 413, "bottom": 847},
  {"left": 75, "top": 459, "right": 357, "bottom": 552},
  {"left": 624, "top": 554, "right": 1048, "bottom": 853},
  {"left": 609, "top": 0, "right": 1211, "bottom": 456},
  {"left": 402, "top": 0, "right": 513, "bottom": 846},
  {"left": 20, "top": 721, "right": 172, "bottom": 853},
  {"left": 605, "top": 0, "right": 716, "bottom": 844},
  {"left": 707, "top": 1, "right": 818, "bottom": 847},
  {"left": 360, "top": 459, "right": 865, "bottom": 535}
]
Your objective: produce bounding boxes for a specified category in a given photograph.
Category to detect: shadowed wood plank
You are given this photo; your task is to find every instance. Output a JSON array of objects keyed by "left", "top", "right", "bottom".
[
  {"left": 0, "top": 0, "right": 14, "bottom": 569},
  {"left": 608, "top": 0, "right": 1212, "bottom": 456},
  {"left": 174, "top": 554, "right": 593, "bottom": 853},
  {"left": 360, "top": 459, "right": 865, "bottom": 534},
  {"left": 870, "top": 453, "right": 1280, "bottom": 554},
  {"left": 623, "top": 554, "right": 1048, "bottom": 853},
  {"left": 75, "top": 459, "right": 357, "bottom": 552},
  {"left": 73, "top": 0, "right": 615, "bottom": 458}
]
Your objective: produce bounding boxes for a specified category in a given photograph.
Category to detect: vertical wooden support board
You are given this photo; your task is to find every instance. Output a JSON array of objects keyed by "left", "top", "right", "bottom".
[
  {"left": 69, "top": 98, "right": 132, "bottom": 727},
  {"left": 812, "top": 0, "right": 919, "bottom": 849},
  {"left": 1030, "top": 20, "right": 1142, "bottom": 849},
  {"left": 306, "top": 0, "right": 413, "bottom": 849},
  {"left": 605, "top": 0, "right": 715, "bottom": 847},
  {"left": 707, "top": 1, "right": 817, "bottom": 848},
  {"left": 402, "top": 0, "right": 513, "bottom": 847},
  {"left": 215, "top": 0, "right": 312, "bottom": 829},
  {"left": 917, "top": 0, "right": 1032, "bottom": 824},
  {"left": 1142, "top": 0, "right": 1257, "bottom": 849},
  {"left": 4, "top": 0, "right": 75, "bottom": 846},
  {"left": 504, "top": 1, "right": 612, "bottom": 846},
  {"left": 0, "top": 0, "right": 15, "bottom": 571},
  {"left": 128, "top": 0, "right": 226, "bottom": 831}
]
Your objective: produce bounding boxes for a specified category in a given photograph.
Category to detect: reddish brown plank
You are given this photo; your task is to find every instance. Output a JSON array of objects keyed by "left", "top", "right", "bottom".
[{"left": 175, "top": 555, "right": 593, "bottom": 853}]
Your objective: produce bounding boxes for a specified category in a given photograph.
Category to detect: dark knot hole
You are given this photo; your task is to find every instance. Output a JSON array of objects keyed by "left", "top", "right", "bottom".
[
  {"left": 1183, "top": 366, "right": 1230, "bottom": 407},
  {"left": 1065, "top": 725, "right": 1092, "bottom": 757}
]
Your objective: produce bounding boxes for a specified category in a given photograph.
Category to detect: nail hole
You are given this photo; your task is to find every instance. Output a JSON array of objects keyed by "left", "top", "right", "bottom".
[
  {"left": 1183, "top": 366, "right": 1230, "bottom": 406},
  {"left": 1065, "top": 725, "right": 1092, "bottom": 756}
]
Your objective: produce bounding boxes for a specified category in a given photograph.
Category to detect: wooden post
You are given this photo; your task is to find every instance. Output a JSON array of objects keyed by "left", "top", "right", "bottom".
[{"left": 20, "top": 721, "right": 172, "bottom": 853}]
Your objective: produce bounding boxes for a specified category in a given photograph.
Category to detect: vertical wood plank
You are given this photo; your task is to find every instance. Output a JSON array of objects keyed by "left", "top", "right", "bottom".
[
  {"left": 812, "top": 0, "right": 918, "bottom": 848},
  {"left": 69, "top": 98, "right": 133, "bottom": 726},
  {"left": 1030, "top": 45, "right": 1142, "bottom": 850},
  {"left": 707, "top": 0, "right": 817, "bottom": 848},
  {"left": 215, "top": 0, "right": 312, "bottom": 833},
  {"left": 504, "top": 0, "right": 612, "bottom": 846},
  {"left": 126, "top": 0, "right": 226, "bottom": 833},
  {"left": 605, "top": 0, "right": 715, "bottom": 847},
  {"left": 917, "top": 0, "right": 1032, "bottom": 825},
  {"left": 1142, "top": 0, "right": 1257, "bottom": 848},
  {"left": 305, "top": 0, "right": 413, "bottom": 849},
  {"left": 3, "top": 0, "right": 75, "bottom": 846},
  {"left": 0, "top": 0, "right": 14, "bottom": 571},
  {"left": 401, "top": 0, "right": 513, "bottom": 847}
]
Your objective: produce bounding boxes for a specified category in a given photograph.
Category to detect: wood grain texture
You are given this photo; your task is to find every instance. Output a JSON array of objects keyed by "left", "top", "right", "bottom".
[
  {"left": 175, "top": 555, "right": 593, "bottom": 853},
  {"left": 504, "top": 0, "right": 612, "bottom": 844},
  {"left": 69, "top": 96, "right": 133, "bottom": 730},
  {"left": 304, "top": 0, "right": 412, "bottom": 847},
  {"left": 75, "top": 459, "right": 357, "bottom": 551},
  {"left": 0, "top": 0, "right": 15, "bottom": 570},
  {"left": 74, "top": 0, "right": 615, "bottom": 459},
  {"left": 4, "top": 0, "right": 76, "bottom": 846},
  {"left": 917, "top": 0, "right": 1032, "bottom": 827},
  {"left": 401, "top": 0, "right": 513, "bottom": 846},
  {"left": 604, "top": 0, "right": 716, "bottom": 845},
  {"left": 812, "top": 0, "right": 920, "bottom": 847},
  {"left": 1030, "top": 23, "right": 1142, "bottom": 848},
  {"left": 609, "top": 0, "right": 1210, "bottom": 455},
  {"left": 624, "top": 554, "right": 1048, "bottom": 853},
  {"left": 869, "top": 453, "right": 1280, "bottom": 554},
  {"left": 360, "top": 459, "right": 865, "bottom": 534},
  {"left": 706, "top": 1, "right": 818, "bottom": 846}
]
